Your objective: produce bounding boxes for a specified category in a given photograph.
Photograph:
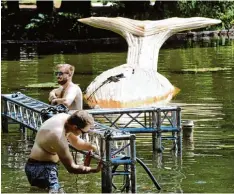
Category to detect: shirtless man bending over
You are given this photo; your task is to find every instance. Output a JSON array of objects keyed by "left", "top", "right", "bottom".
[
  {"left": 49, "top": 64, "right": 83, "bottom": 110},
  {"left": 25, "top": 110, "right": 101, "bottom": 192}
]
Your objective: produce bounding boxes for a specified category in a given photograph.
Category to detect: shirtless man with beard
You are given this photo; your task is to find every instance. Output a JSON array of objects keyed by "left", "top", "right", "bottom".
[{"left": 49, "top": 64, "right": 83, "bottom": 110}]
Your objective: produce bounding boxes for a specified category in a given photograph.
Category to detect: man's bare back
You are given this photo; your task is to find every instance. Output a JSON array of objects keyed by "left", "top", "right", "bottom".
[{"left": 29, "top": 113, "right": 70, "bottom": 163}]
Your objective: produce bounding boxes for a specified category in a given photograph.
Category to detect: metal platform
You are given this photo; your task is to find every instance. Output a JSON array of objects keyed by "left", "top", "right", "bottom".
[{"left": 88, "top": 106, "right": 182, "bottom": 152}]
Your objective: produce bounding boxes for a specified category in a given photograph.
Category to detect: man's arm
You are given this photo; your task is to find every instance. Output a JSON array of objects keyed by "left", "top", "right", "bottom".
[
  {"left": 67, "top": 133, "right": 97, "bottom": 152},
  {"left": 51, "top": 85, "right": 78, "bottom": 108},
  {"left": 55, "top": 135, "right": 101, "bottom": 174},
  {"left": 48, "top": 87, "right": 62, "bottom": 103}
]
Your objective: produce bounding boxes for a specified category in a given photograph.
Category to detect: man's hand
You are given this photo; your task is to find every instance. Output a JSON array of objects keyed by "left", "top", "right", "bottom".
[
  {"left": 91, "top": 144, "right": 98, "bottom": 153},
  {"left": 49, "top": 93, "right": 57, "bottom": 102},
  {"left": 51, "top": 98, "right": 58, "bottom": 105},
  {"left": 82, "top": 160, "right": 102, "bottom": 174}
]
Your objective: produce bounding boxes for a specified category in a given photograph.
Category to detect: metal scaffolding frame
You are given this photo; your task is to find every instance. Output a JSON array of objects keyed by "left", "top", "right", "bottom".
[
  {"left": 88, "top": 106, "right": 182, "bottom": 152},
  {"left": 1, "top": 92, "right": 138, "bottom": 193},
  {"left": 1, "top": 92, "right": 50, "bottom": 132}
]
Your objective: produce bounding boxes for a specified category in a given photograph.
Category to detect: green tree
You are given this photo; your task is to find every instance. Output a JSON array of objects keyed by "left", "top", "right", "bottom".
[
  {"left": 178, "top": 1, "right": 234, "bottom": 29},
  {"left": 151, "top": 1, "right": 179, "bottom": 19}
]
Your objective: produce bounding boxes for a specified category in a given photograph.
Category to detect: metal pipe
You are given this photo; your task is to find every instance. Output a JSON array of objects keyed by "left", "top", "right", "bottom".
[
  {"left": 111, "top": 143, "right": 130, "bottom": 157},
  {"left": 177, "top": 108, "right": 182, "bottom": 153},
  {"left": 109, "top": 135, "right": 133, "bottom": 141},
  {"left": 102, "top": 138, "right": 112, "bottom": 193},
  {"left": 156, "top": 108, "right": 162, "bottom": 152},
  {"left": 152, "top": 111, "right": 157, "bottom": 151},
  {"left": 130, "top": 135, "right": 136, "bottom": 193},
  {"left": 69, "top": 146, "right": 101, "bottom": 160},
  {"left": 88, "top": 106, "right": 179, "bottom": 115}
]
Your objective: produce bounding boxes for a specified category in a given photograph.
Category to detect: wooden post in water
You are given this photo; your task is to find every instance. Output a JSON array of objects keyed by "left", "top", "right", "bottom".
[
  {"left": 2, "top": 99, "right": 8, "bottom": 133},
  {"left": 182, "top": 120, "right": 194, "bottom": 141}
]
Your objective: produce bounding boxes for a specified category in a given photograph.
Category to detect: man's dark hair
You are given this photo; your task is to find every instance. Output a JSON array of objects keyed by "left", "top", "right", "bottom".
[{"left": 67, "top": 110, "right": 94, "bottom": 131}]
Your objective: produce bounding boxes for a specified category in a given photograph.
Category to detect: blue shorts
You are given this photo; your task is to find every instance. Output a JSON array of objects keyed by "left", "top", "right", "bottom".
[{"left": 25, "top": 158, "right": 61, "bottom": 191}]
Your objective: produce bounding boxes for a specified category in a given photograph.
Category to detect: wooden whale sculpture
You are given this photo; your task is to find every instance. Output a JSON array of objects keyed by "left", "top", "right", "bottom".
[{"left": 78, "top": 17, "right": 221, "bottom": 108}]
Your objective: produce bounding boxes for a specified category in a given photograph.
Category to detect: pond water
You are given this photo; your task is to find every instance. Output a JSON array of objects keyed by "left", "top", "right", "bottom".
[{"left": 1, "top": 38, "right": 234, "bottom": 193}]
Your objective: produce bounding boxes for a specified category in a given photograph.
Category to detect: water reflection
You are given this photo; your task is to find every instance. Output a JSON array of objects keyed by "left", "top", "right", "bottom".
[{"left": 1, "top": 126, "right": 35, "bottom": 170}]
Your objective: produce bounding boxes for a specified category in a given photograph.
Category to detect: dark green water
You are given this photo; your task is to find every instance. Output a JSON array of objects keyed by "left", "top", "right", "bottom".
[{"left": 1, "top": 38, "right": 234, "bottom": 193}]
